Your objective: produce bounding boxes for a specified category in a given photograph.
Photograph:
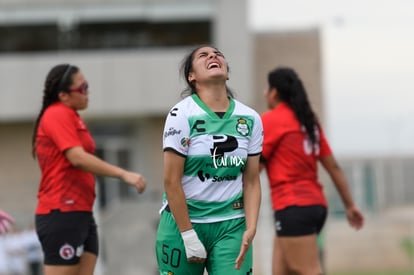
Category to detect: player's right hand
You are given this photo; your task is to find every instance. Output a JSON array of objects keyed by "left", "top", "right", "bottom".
[
  {"left": 0, "top": 209, "right": 14, "bottom": 235},
  {"left": 346, "top": 205, "right": 364, "bottom": 230},
  {"left": 181, "top": 229, "right": 207, "bottom": 263},
  {"left": 235, "top": 228, "right": 255, "bottom": 269}
]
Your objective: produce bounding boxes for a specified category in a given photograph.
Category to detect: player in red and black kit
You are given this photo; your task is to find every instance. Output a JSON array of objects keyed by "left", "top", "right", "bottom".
[
  {"left": 32, "top": 64, "right": 147, "bottom": 275},
  {"left": 260, "top": 67, "right": 364, "bottom": 275}
]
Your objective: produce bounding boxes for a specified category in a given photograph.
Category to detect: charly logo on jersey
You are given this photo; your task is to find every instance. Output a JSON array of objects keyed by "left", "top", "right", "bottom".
[
  {"left": 192, "top": 119, "right": 206, "bottom": 133},
  {"left": 169, "top": 107, "right": 178, "bottom": 116},
  {"left": 236, "top": 118, "right": 250, "bottom": 136},
  {"left": 164, "top": 127, "right": 181, "bottom": 138},
  {"left": 59, "top": 243, "right": 75, "bottom": 260}
]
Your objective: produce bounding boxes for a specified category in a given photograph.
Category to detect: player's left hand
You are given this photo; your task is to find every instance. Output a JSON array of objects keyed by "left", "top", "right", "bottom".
[{"left": 235, "top": 228, "right": 255, "bottom": 270}]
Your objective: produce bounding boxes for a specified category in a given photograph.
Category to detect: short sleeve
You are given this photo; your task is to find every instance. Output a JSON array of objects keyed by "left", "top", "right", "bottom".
[
  {"left": 261, "top": 111, "right": 281, "bottom": 161},
  {"left": 248, "top": 113, "right": 263, "bottom": 156},
  {"left": 318, "top": 126, "right": 332, "bottom": 158},
  {"left": 163, "top": 105, "right": 191, "bottom": 157},
  {"left": 41, "top": 107, "right": 82, "bottom": 152}
]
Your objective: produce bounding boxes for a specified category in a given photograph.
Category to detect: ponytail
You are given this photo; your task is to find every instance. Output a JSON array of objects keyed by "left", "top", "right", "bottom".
[
  {"left": 268, "top": 67, "right": 319, "bottom": 146},
  {"left": 31, "top": 64, "right": 79, "bottom": 158}
]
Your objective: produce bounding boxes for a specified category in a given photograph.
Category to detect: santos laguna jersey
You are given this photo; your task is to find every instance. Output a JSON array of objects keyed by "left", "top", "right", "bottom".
[{"left": 162, "top": 94, "right": 263, "bottom": 223}]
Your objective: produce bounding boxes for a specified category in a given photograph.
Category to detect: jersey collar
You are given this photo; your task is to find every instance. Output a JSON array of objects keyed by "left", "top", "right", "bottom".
[{"left": 191, "top": 94, "right": 235, "bottom": 119}]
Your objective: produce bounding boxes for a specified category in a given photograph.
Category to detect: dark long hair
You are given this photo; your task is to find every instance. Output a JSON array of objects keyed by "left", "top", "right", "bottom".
[
  {"left": 31, "top": 64, "right": 79, "bottom": 158},
  {"left": 180, "top": 45, "right": 234, "bottom": 98},
  {"left": 268, "top": 67, "right": 319, "bottom": 146}
]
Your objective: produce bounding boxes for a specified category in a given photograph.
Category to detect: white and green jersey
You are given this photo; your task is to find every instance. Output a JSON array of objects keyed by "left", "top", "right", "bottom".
[{"left": 162, "top": 94, "right": 263, "bottom": 223}]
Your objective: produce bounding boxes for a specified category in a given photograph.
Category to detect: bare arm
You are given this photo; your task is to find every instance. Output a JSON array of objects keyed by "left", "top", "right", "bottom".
[
  {"left": 163, "top": 150, "right": 192, "bottom": 232},
  {"left": 320, "top": 155, "right": 364, "bottom": 229},
  {"left": 259, "top": 162, "right": 266, "bottom": 173},
  {"left": 235, "top": 154, "right": 261, "bottom": 269},
  {"left": 65, "top": 146, "right": 146, "bottom": 193},
  {"left": 163, "top": 150, "right": 206, "bottom": 262}
]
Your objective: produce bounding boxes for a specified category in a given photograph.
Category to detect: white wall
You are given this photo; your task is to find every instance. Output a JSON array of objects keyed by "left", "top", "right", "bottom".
[{"left": 0, "top": 49, "right": 188, "bottom": 121}]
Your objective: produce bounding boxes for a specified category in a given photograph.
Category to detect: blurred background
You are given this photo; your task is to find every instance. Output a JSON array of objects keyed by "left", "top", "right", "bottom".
[{"left": 0, "top": 0, "right": 413, "bottom": 274}]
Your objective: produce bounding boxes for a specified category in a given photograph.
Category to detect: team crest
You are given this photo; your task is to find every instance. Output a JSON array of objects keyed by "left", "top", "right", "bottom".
[
  {"left": 59, "top": 243, "right": 75, "bottom": 260},
  {"left": 236, "top": 118, "right": 249, "bottom": 136}
]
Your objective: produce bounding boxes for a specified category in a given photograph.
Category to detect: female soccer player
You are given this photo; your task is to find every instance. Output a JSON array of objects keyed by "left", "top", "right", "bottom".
[
  {"left": 261, "top": 67, "right": 364, "bottom": 275},
  {"left": 32, "top": 64, "right": 147, "bottom": 275},
  {"left": 156, "top": 45, "right": 263, "bottom": 274}
]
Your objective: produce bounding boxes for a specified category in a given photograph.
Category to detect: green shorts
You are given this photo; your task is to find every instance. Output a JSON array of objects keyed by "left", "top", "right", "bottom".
[{"left": 155, "top": 211, "right": 253, "bottom": 275}]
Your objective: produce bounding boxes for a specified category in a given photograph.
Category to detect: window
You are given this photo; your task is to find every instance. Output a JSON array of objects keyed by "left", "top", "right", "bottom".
[
  {"left": 0, "top": 20, "right": 211, "bottom": 53},
  {"left": 92, "top": 123, "right": 138, "bottom": 210}
]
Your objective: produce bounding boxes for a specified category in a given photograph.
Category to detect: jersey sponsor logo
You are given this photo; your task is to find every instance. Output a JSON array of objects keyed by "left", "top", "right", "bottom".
[
  {"left": 197, "top": 171, "right": 211, "bottom": 182},
  {"left": 164, "top": 127, "right": 182, "bottom": 138},
  {"left": 192, "top": 120, "right": 206, "bottom": 133},
  {"left": 210, "top": 135, "right": 238, "bottom": 157},
  {"left": 59, "top": 243, "right": 75, "bottom": 260},
  {"left": 302, "top": 125, "right": 321, "bottom": 155},
  {"left": 180, "top": 137, "right": 190, "bottom": 148},
  {"left": 76, "top": 245, "right": 84, "bottom": 257},
  {"left": 196, "top": 134, "right": 245, "bottom": 183},
  {"left": 236, "top": 118, "right": 250, "bottom": 136},
  {"left": 210, "top": 135, "right": 244, "bottom": 168},
  {"left": 212, "top": 174, "right": 237, "bottom": 182},
  {"left": 77, "top": 119, "right": 87, "bottom": 129},
  {"left": 232, "top": 201, "right": 243, "bottom": 210},
  {"left": 197, "top": 170, "right": 238, "bottom": 183},
  {"left": 209, "top": 152, "right": 245, "bottom": 169},
  {"left": 169, "top": 107, "right": 178, "bottom": 116},
  {"left": 275, "top": 220, "right": 282, "bottom": 231}
]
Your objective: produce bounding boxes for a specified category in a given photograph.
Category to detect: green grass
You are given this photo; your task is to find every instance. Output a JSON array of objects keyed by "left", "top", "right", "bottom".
[{"left": 330, "top": 272, "right": 413, "bottom": 275}]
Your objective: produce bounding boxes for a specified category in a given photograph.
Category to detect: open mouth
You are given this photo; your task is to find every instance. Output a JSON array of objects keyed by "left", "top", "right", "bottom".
[{"left": 207, "top": 62, "right": 220, "bottom": 69}]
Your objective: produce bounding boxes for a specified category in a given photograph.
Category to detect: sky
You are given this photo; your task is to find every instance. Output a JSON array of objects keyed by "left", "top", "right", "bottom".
[{"left": 248, "top": 0, "right": 414, "bottom": 157}]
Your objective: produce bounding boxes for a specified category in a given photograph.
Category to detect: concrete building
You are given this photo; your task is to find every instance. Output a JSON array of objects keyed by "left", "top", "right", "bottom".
[{"left": 0, "top": 0, "right": 252, "bottom": 219}]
